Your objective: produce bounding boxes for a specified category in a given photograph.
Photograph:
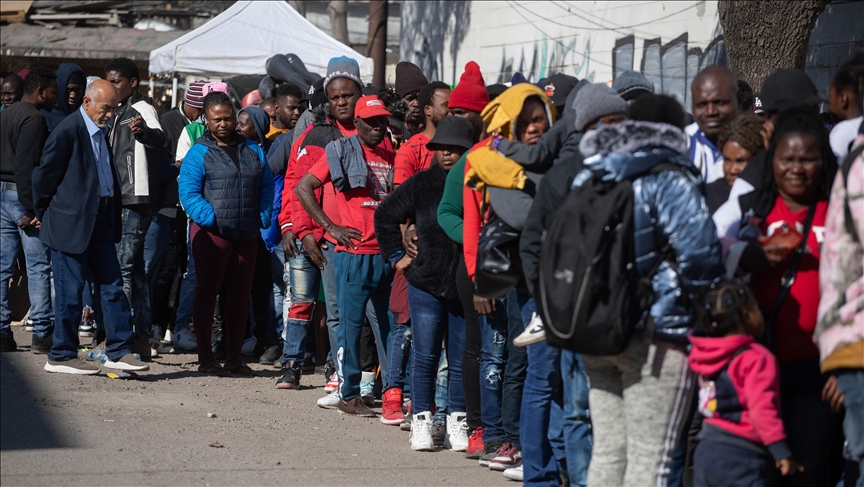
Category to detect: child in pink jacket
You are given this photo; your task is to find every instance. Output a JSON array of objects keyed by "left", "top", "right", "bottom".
[{"left": 688, "top": 282, "right": 802, "bottom": 486}]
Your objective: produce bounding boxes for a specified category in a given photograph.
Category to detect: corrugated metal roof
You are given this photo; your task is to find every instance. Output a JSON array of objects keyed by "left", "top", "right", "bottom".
[{"left": 0, "top": 23, "right": 186, "bottom": 61}]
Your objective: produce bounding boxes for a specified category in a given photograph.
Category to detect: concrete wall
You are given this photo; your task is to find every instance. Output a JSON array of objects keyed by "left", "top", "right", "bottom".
[{"left": 401, "top": 0, "right": 863, "bottom": 109}]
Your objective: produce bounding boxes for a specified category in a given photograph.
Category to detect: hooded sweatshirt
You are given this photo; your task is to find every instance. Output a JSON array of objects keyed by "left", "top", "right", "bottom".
[
  {"left": 688, "top": 334, "right": 792, "bottom": 461},
  {"left": 240, "top": 106, "right": 272, "bottom": 153},
  {"left": 41, "top": 63, "right": 85, "bottom": 132}
]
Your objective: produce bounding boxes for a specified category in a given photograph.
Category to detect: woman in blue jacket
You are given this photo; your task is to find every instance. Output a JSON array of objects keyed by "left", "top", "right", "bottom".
[{"left": 179, "top": 91, "right": 274, "bottom": 376}]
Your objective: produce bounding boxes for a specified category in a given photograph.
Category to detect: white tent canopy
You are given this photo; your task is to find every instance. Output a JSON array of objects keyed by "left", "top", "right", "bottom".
[{"left": 149, "top": 1, "right": 373, "bottom": 81}]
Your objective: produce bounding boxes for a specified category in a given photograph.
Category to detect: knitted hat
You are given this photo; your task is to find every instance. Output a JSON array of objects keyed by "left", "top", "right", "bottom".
[
  {"left": 395, "top": 62, "right": 428, "bottom": 97},
  {"left": 185, "top": 80, "right": 207, "bottom": 109},
  {"left": 449, "top": 61, "right": 489, "bottom": 113},
  {"left": 760, "top": 69, "right": 823, "bottom": 113},
  {"left": 573, "top": 83, "right": 629, "bottom": 132},
  {"left": 68, "top": 71, "right": 86, "bottom": 87},
  {"left": 323, "top": 56, "right": 362, "bottom": 92},
  {"left": 611, "top": 71, "right": 655, "bottom": 100}
]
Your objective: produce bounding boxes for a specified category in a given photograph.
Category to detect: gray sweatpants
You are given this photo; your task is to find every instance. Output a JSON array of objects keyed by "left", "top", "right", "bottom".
[{"left": 582, "top": 336, "right": 694, "bottom": 487}]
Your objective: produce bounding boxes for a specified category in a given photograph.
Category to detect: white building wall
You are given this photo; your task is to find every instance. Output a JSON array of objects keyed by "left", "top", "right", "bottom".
[{"left": 401, "top": 0, "right": 863, "bottom": 109}]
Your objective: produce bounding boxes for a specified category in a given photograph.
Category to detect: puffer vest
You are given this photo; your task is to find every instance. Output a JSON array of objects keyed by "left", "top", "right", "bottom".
[{"left": 198, "top": 135, "right": 264, "bottom": 241}]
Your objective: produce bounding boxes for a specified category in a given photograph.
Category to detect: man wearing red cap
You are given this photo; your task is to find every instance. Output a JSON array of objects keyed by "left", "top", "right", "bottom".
[{"left": 296, "top": 95, "right": 396, "bottom": 417}]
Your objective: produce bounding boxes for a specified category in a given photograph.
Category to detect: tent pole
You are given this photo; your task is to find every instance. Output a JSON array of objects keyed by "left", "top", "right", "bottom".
[{"left": 172, "top": 76, "right": 178, "bottom": 108}]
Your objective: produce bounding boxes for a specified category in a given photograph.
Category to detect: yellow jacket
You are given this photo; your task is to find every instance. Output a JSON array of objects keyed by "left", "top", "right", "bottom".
[{"left": 465, "top": 84, "right": 556, "bottom": 198}]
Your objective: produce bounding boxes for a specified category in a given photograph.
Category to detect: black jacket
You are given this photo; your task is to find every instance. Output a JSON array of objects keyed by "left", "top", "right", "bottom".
[
  {"left": 519, "top": 154, "right": 584, "bottom": 295},
  {"left": 109, "top": 92, "right": 167, "bottom": 208},
  {"left": 375, "top": 164, "right": 461, "bottom": 299},
  {"left": 0, "top": 101, "right": 49, "bottom": 218},
  {"left": 32, "top": 109, "right": 122, "bottom": 254}
]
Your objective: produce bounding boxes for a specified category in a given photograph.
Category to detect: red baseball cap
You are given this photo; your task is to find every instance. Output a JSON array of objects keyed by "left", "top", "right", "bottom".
[{"left": 354, "top": 95, "right": 392, "bottom": 119}]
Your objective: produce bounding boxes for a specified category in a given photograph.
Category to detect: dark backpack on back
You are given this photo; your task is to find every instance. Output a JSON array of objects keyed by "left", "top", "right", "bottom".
[{"left": 538, "top": 162, "right": 684, "bottom": 355}]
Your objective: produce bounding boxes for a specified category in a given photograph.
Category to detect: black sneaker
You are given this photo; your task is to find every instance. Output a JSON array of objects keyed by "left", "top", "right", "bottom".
[
  {"left": 432, "top": 418, "right": 446, "bottom": 446},
  {"left": 302, "top": 352, "right": 316, "bottom": 372},
  {"left": 275, "top": 361, "right": 301, "bottom": 389},
  {"left": 31, "top": 334, "right": 52, "bottom": 354},
  {"left": 323, "top": 361, "right": 336, "bottom": 381},
  {"left": 0, "top": 334, "right": 17, "bottom": 352},
  {"left": 259, "top": 344, "right": 281, "bottom": 365}
]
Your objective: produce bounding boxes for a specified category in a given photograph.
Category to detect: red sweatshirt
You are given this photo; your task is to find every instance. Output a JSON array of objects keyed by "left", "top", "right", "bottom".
[
  {"left": 688, "top": 334, "right": 792, "bottom": 461},
  {"left": 462, "top": 139, "right": 493, "bottom": 281}
]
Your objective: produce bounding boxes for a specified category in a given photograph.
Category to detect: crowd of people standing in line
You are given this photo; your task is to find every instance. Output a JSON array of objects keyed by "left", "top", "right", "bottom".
[{"left": 1, "top": 47, "right": 862, "bottom": 487}]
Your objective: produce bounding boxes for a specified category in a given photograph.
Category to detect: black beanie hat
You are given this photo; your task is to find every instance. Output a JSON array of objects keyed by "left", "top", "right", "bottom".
[{"left": 395, "top": 62, "right": 428, "bottom": 98}]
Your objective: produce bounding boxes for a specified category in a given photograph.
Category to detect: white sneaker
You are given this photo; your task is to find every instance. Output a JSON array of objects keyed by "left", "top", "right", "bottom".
[
  {"left": 324, "top": 372, "right": 340, "bottom": 392},
  {"left": 503, "top": 464, "right": 523, "bottom": 481},
  {"left": 317, "top": 389, "right": 341, "bottom": 409},
  {"left": 25, "top": 319, "right": 34, "bottom": 332},
  {"left": 241, "top": 336, "right": 257, "bottom": 355},
  {"left": 513, "top": 312, "right": 546, "bottom": 347},
  {"left": 410, "top": 411, "right": 435, "bottom": 451},
  {"left": 173, "top": 328, "right": 198, "bottom": 351},
  {"left": 444, "top": 412, "right": 469, "bottom": 451}
]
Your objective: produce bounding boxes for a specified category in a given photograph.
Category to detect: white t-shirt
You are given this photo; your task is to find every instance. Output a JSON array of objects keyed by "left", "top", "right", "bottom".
[{"left": 830, "top": 116, "right": 862, "bottom": 162}]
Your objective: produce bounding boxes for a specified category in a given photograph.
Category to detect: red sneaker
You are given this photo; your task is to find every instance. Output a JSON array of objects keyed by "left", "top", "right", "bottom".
[
  {"left": 324, "top": 372, "right": 340, "bottom": 392},
  {"left": 465, "top": 426, "right": 485, "bottom": 459},
  {"left": 380, "top": 388, "right": 405, "bottom": 425}
]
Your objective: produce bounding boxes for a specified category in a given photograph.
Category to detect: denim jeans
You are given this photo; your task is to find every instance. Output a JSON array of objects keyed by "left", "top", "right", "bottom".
[
  {"left": 836, "top": 369, "right": 864, "bottom": 487},
  {"left": 116, "top": 205, "right": 154, "bottom": 341},
  {"left": 504, "top": 291, "right": 529, "bottom": 447},
  {"left": 50, "top": 199, "right": 133, "bottom": 361},
  {"left": 174, "top": 220, "right": 195, "bottom": 332},
  {"left": 407, "top": 283, "right": 465, "bottom": 414},
  {"left": 334, "top": 252, "right": 393, "bottom": 401},
  {"left": 281, "top": 238, "right": 325, "bottom": 368},
  {"left": 0, "top": 187, "right": 53, "bottom": 339},
  {"left": 520, "top": 295, "right": 564, "bottom": 486},
  {"left": 320, "top": 243, "right": 340, "bottom": 365},
  {"left": 143, "top": 212, "right": 172, "bottom": 287},
  {"left": 434, "top": 350, "right": 449, "bottom": 421},
  {"left": 560, "top": 349, "right": 592, "bottom": 487},
  {"left": 384, "top": 321, "right": 411, "bottom": 392},
  {"left": 480, "top": 297, "right": 509, "bottom": 444},
  {"left": 270, "top": 249, "right": 289, "bottom": 345}
]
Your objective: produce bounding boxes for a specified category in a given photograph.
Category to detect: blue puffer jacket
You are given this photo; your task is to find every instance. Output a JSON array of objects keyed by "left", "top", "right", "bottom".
[
  {"left": 574, "top": 120, "right": 725, "bottom": 343},
  {"left": 179, "top": 134, "right": 274, "bottom": 242}
]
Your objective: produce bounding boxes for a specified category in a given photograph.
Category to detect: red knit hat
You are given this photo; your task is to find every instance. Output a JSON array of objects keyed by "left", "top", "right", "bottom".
[{"left": 448, "top": 61, "right": 489, "bottom": 113}]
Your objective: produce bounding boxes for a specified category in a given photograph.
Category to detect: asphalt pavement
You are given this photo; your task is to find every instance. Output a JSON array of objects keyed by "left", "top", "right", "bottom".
[{"left": 0, "top": 326, "right": 511, "bottom": 487}]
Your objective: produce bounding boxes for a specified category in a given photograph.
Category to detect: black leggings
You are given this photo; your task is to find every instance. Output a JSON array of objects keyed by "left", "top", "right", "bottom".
[{"left": 456, "top": 256, "right": 482, "bottom": 430}]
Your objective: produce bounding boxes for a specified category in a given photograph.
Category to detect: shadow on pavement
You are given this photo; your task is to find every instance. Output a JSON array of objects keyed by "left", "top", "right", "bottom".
[{"left": 0, "top": 353, "right": 76, "bottom": 450}]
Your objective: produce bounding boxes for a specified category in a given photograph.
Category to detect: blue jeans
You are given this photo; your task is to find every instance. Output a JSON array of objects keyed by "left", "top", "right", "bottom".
[
  {"left": 270, "top": 249, "right": 288, "bottom": 345},
  {"left": 116, "top": 205, "right": 154, "bottom": 341},
  {"left": 385, "top": 321, "right": 411, "bottom": 392},
  {"left": 560, "top": 349, "right": 592, "bottom": 487},
  {"left": 504, "top": 292, "right": 529, "bottom": 447},
  {"left": 0, "top": 186, "right": 53, "bottom": 339},
  {"left": 174, "top": 221, "right": 195, "bottom": 332},
  {"left": 407, "top": 283, "right": 465, "bottom": 414},
  {"left": 50, "top": 199, "right": 133, "bottom": 361},
  {"left": 143, "top": 212, "right": 172, "bottom": 287},
  {"left": 480, "top": 298, "right": 509, "bottom": 444},
  {"left": 334, "top": 252, "right": 393, "bottom": 401},
  {"left": 434, "top": 351, "right": 449, "bottom": 421},
  {"left": 520, "top": 295, "right": 565, "bottom": 486},
  {"left": 320, "top": 243, "right": 339, "bottom": 364},
  {"left": 836, "top": 369, "right": 864, "bottom": 487}
]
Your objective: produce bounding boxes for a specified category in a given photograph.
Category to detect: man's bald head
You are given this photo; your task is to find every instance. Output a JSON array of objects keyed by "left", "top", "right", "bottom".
[
  {"left": 691, "top": 65, "right": 738, "bottom": 143},
  {"left": 83, "top": 79, "right": 120, "bottom": 128}
]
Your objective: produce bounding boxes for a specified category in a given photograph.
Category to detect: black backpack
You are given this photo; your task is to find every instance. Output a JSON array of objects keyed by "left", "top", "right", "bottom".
[{"left": 538, "top": 162, "right": 685, "bottom": 355}]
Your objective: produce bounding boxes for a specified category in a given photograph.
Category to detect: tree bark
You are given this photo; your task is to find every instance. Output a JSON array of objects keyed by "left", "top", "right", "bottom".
[
  {"left": 368, "top": 0, "right": 388, "bottom": 86},
  {"left": 328, "top": 0, "right": 349, "bottom": 45},
  {"left": 287, "top": 0, "right": 306, "bottom": 17},
  {"left": 719, "top": 0, "right": 829, "bottom": 91}
]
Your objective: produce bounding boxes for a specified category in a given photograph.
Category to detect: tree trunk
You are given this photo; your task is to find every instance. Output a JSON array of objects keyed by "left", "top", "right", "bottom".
[
  {"left": 719, "top": 0, "right": 829, "bottom": 91},
  {"left": 288, "top": 0, "right": 306, "bottom": 17},
  {"left": 328, "top": 0, "right": 349, "bottom": 45},
  {"left": 368, "top": 0, "right": 388, "bottom": 86}
]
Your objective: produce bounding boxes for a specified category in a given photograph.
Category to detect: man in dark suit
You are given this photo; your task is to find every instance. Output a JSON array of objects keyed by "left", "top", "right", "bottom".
[{"left": 32, "top": 79, "right": 148, "bottom": 374}]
